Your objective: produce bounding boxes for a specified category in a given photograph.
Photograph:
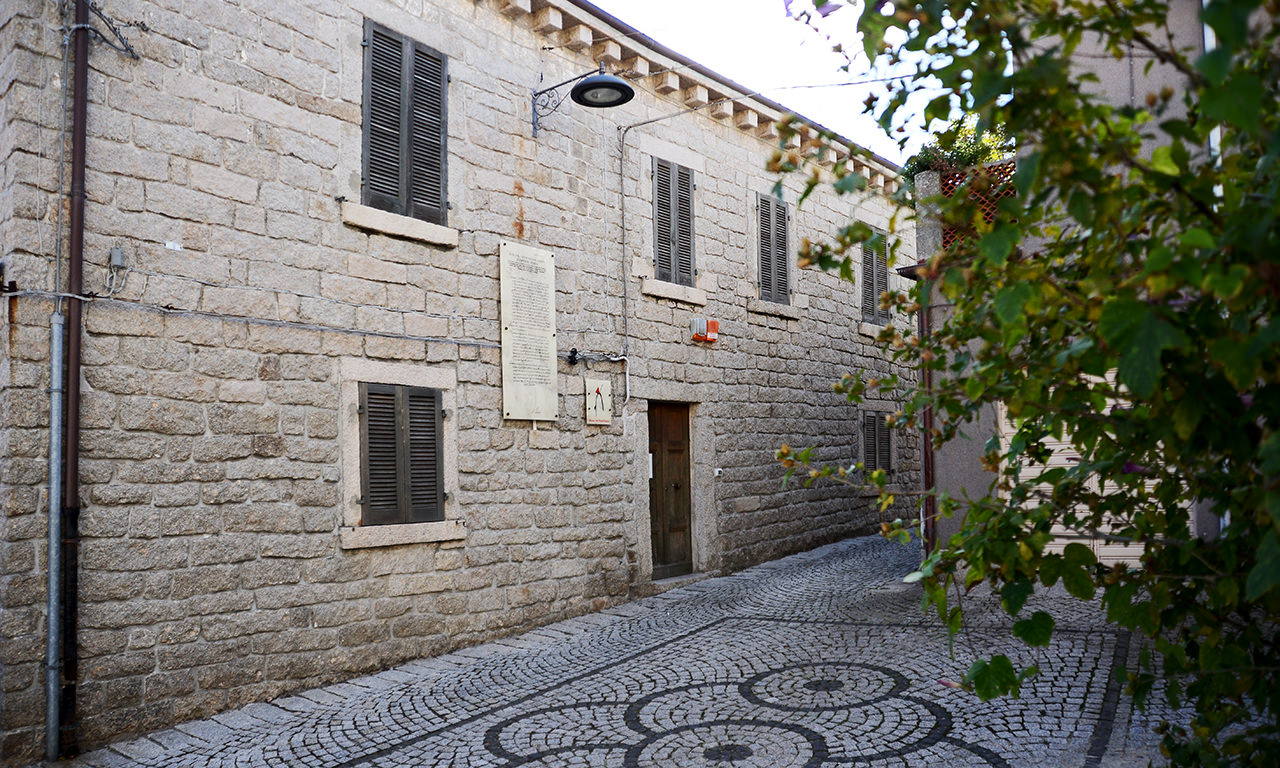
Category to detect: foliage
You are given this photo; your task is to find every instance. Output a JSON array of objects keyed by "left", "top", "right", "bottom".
[
  {"left": 899, "top": 116, "right": 1014, "bottom": 184},
  {"left": 774, "top": 1, "right": 1280, "bottom": 765}
]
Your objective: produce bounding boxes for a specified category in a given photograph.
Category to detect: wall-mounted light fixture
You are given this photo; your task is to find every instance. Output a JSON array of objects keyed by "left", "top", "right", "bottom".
[{"left": 532, "top": 63, "right": 634, "bottom": 138}]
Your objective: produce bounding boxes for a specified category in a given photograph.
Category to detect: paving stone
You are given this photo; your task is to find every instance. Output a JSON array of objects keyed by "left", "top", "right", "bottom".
[{"left": 34, "top": 536, "right": 1174, "bottom": 768}]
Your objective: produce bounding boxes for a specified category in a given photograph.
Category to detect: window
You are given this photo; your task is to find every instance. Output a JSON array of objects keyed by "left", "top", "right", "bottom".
[
  {"left": 359, "top": 383, "right": 444, "bottom": 525},
  {"left": 863, "top": 411, "right": 892, "bottom": 474},
  {"left": 653, "top": 157, "right": 695, "bottom": 286},
  {"left": 362, "top": 20, "right": 448, "bottom": 226},
  {"left": 861, "top": 230, "right": 890, "bottom": 324},
  {"left": 757, "top": 192, "right": 790, "bottom": 304}
]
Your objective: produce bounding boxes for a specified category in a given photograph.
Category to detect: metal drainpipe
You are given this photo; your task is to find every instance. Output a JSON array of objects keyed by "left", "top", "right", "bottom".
[
  {"left": 57, "top": 0, "right": 91, "bottom": 756},
  {"left": 44, "top": 314, "right": 64, "bottom": 762},
  {"left": 918, "top": 282, "right": 936, "bottom": 553}
]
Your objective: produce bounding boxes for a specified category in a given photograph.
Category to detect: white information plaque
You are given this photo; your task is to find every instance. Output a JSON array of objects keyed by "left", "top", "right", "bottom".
[
  {"left": 500, "top": 242, "right": 558, "bottom": 421},
  {"left": 585, "top": 378, "right": 612, "bottom": 426}
]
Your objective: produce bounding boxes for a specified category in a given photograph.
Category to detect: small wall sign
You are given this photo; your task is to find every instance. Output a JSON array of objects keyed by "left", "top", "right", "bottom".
[{"left": 585, "top": 378, "right": 612, "bottom": 426}]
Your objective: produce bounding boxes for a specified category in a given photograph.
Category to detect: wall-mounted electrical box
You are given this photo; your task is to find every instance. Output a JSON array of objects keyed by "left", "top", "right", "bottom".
[{"left": 691, "top": 318, "right": 719, "bottom": 343}]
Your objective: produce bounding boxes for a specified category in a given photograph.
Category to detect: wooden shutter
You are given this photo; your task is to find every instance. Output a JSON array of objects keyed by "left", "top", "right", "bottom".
[
  {"left": 759, "top": 193, "right": 789, "bottom": 304},
  {"left": 877, "top": 415, "right": 892, "bottom": 472},
  {"left": 360, "top": 383, "right": 402, "bottom": 525},
  {"left": 363, "top": 21, "right": 447, "bottom": 224},
  {"left": 360, "top": 383, "right": 444, "bottom": 526},
  {"left": 758, "top": 193, "right": 774, "bottom": 300},
  {"left": 409, "top": 41, "right": 447, "bottom": 226},
  {"left": 653, "top": 157, "right": 674, "bottom": 282},
  {"left": 363, "top": 22, "right": 405, "bottom": 215},
  {"left": 876, "top": 240, "right": 889, "bottom": 323},
  {"left": 863, "top": 412, "right": 892, "bottom": 472},
  {"left": 405, "top": 387, "right": 444, "bottom": 522},
  {"left": 864, "top": 412, "right": 879, "bottom": 471},
  {"left": 773, "top": 198, "right": 789, "bottom": 302},
  {"left": 862, "top": 232, "right": 889, "bottom": 323},
  {"left": 675, "top": 164, "right": 695, "bottom": 286},
  {"left": 654, "top": 158, "right": 695, "bottom": 287}
]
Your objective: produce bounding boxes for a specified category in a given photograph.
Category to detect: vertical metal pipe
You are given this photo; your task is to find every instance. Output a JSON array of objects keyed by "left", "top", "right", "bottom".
[
  {"left": 58, "top": 0, "right": 90, "bottom": 756},
  {"left": 44, "top": 314, "right": 64, "bottom": 762}
]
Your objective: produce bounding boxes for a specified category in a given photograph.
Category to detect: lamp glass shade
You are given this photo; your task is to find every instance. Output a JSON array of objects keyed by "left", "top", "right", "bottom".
[{"left": 570, "top": 73, "right": 635, "bottom": 108}]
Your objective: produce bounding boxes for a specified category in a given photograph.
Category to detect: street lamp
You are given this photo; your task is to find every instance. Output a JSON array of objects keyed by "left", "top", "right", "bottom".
[{"left": 532, "top": 63, "right": 634, "bottom": 137}]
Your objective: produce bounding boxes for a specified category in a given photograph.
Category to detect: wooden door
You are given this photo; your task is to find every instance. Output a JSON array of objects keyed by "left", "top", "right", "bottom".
[{"left": 649, "top": 403, "right": 692, "bottom": 579}]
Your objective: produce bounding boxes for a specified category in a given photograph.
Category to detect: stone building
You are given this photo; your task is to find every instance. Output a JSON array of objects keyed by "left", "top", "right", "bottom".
[{"left": 0, "top": 0, "right": 915, "bottom": 760}]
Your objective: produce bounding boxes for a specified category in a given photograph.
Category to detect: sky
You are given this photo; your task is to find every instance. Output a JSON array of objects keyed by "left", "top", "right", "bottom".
[{"left": 586, "top": 0, "right": 930, "bottom": 164}]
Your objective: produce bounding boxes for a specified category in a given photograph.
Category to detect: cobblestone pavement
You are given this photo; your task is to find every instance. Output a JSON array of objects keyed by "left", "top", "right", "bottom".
[{"left": 50, "top": 536, "right": 1169, "bottom": 768}]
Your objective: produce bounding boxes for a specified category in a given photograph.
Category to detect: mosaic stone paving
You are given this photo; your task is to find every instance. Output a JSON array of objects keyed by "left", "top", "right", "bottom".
[{"left": 59, "top": 536, "right": 1166, "bottom": 768}]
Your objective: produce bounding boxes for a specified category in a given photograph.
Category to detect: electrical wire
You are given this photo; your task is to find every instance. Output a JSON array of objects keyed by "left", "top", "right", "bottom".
[{"left": 7, "top": 289, "right": 505, "bottom": 350}]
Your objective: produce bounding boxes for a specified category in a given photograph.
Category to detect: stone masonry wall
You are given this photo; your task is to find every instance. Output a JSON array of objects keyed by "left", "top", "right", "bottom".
[{"left": 0, "top": 0, "right": 917, "bottom": 761}]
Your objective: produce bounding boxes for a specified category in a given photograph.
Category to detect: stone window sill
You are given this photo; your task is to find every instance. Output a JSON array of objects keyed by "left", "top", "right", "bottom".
[
  {"left": 339, "top": 519, "right": 467, "bottom": 549},
  {"left": 341, "top": 201, "right": 459, "bottom": 249},
  {"left": 640, "top": 277, "right": 707, "bottom": 306},
  {"left": 858, "top": 320, "right": 893, "bottom": 338},
  {"left": 746, "top": 298, "right": 802, "bottom": 320}
]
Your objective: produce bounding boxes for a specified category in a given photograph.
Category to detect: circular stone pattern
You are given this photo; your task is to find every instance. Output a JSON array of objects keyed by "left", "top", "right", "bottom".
[
  {"left": 627, "top": 721, "right": 824, "bottom": 768},
  {"left": 703, "top": 743, "right": 754, "bottom": 762},
  {"left": 741, "top": 662, "right": 908, "bottom": 712},
  {"left": 802, "top": 679, "right": 845, "bottom": 693}
]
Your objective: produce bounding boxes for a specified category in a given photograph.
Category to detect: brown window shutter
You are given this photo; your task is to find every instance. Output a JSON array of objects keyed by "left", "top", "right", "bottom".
[
  {"left": 877, "top": 416, "right": 892, "bottom": 472},
  {"left": 363, "top": 22, "right": 405, "bottom": 215},
  {"left": 758, "top": 193, "right": 774, "bottom": 300},
  {"left": 773, "top": 197, "right": 789, "bottom": 303},
  {"left": 653, "top": 157, "right": 674, "bottom": 282},
  {"left": 360, "top": 383, "right": 402, "bottom": 525},
  {"left": 862, "top": 240, "right": 877, "bottom": 321},
  {"left": 864, "top": 411, "right": 878, "bottom": 470},
  {"left": 675, "top": 164, "right": 695, "bottom": 286},
  {"left": 405, "top": 386, "right": 444, "bottom": 522},
  {"left": 409, "top": 42, "right": 447, "bottom": 226},
  {"left": 876, "top": 240, "right": 890, "bottom": 323}
]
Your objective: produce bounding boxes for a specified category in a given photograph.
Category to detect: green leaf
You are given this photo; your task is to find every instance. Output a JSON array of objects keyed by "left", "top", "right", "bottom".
[
  {"left": 1172, "top": 397, "right": 1205, "bottom": 441},
  {"left": 1149, "top": 145, "right": 1179, "bottom": 176},
  {"left": 1098, "top": 299, "right": 1147, "bottom": 345},
  {"left": 834, "top": 173, "right": 866, "bottom": 194},
  {"left": 994, "top": 283, "right": 1034, "bottom": 324},
  {"left": 1001, "top": 579, "right": 1035, "bottom": 616},
  {"left": 1039, "top": 555, "right": 1063, "bottom": 588},
  {"left": 966, "top": 657, "right": 1016, "bottom": 701},
  {"left": 1013, "top": 610, "right": 1056, "bottom": 647},
  {"left": 1179, "top": 228, "right": 1216, "bottom": 250},
  {"left": 1063, "top": 542, "right": 1097, "bottom": 569},
  {"left": 1201, "top": 73, "right": 1263, "bottom": 134},
  {"left": 1209, "top": 337, "right": 1259, "bottom": 390},
  {"left": 1014, "top": 153, "right": 1041, "bottom": 196},
  {"left": 1202, "top": 265, "right": 1249, "bottom": 301},
  {"left": 1116, "top": 309, "right": 1187, "bottom": 398},
  {"left": 1245, "top": 530, "right": 1280, "bottom": 601},
  {"left": 989, "top": 654, "right": 1018, "bottom": 697},
  {"left": 1061, "top": 563, "right": 1095, "bottom": 600},
  {"left": 979, "top": 225, "right": 1020, "bottom": 267},
  {"left": 1195, "top": 47, "right": 1232, "bottom": 86}
]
